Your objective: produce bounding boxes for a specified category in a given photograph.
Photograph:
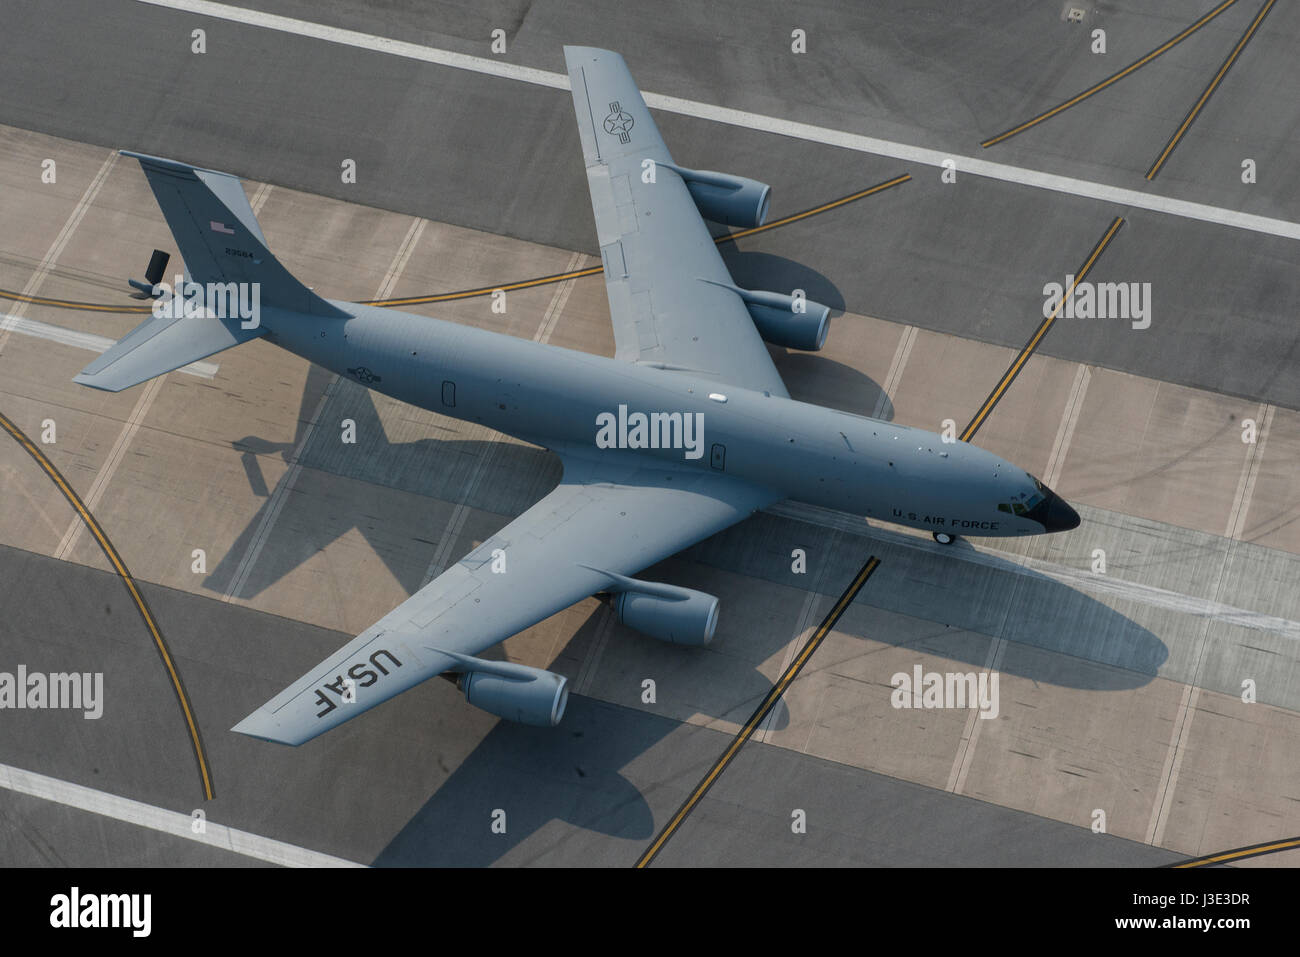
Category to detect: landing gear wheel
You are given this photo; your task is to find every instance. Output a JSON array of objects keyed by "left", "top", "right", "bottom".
[{"left": 932, "top": 532, "right": 956, "bottom": 545}]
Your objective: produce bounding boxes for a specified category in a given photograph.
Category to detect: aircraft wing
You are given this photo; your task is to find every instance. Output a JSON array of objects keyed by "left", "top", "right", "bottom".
[
  {"left": 564, "top": 46, "right": 790, "bottom": 398},
  {"left": 232, "top": 450, "right": 776, "bottom": 745}
]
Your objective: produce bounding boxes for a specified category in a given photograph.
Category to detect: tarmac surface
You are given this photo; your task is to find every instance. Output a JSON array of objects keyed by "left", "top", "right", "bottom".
[
  {"left": 0, "top": 0, "right": 1297, "bottom": 866},
  {"left": 3, "top": 0, "right": 1299, "bottom": 407}
]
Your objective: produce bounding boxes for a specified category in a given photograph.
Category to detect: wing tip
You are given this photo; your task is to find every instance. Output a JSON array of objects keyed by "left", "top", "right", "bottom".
[
  {"left": 72, "top": 370, "right": 124, "bottom": 392},
  {"left": 231, "top": 711, "right": 302, "bottom": 746},
  {"left": 562, "top": 45, "right": 622, "bottom": 67}
]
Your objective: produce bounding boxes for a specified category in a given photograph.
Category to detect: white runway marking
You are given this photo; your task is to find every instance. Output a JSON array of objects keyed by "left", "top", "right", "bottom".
[
  {"left": 0, "top": 150, "right": 118, "bottom": 356},
  {"left": 1041, "top": 365, "right": 1090, "bottom": 489},
  {"left": 1146, "top": 682, "right": 1198, "bottom": 846},
  {"left": 55, "top": 375, "right": 167, "bottom": 560},
  {"left": 248, "top": 180, "right": 274, "bottom": 215},
  {"left": 948, "top": 632, "right": 1008, "bottom": 794},
  {"left": 1224, "top": 403, "right": 1272, "bottom": 541},
  {"left": 759, "top": 525, "right": 841, "bottom": 745},
  {"left": 140, "top": 0, "right": 1300, "bottom": 243},
  {"left": 1147, "top": 401, "right": 1276, "bottom": 846},
  {"left": 0, "top": 314, "right": 217, "bottom": 378},
  {"left": 0, "top": 762, "right": 362, "bottom": 867},
  {"left": 872, "top": 325, "right": 916, "bottom": 421}
]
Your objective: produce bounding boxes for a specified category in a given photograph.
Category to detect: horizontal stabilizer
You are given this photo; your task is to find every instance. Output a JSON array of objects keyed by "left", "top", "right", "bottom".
[{"left": 74, "top": 310, "right": 266, "bottom": 392}]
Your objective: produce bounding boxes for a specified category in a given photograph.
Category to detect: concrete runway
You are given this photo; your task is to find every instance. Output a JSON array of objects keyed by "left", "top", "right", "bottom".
[{"left": 1, "top": 0, "right": 1298, "bottom": 868}]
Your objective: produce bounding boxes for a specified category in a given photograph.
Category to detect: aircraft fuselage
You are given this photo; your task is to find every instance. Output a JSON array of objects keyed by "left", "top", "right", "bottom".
[{"left": 260, "top": 300, "right": 1078, "bottom": 539}]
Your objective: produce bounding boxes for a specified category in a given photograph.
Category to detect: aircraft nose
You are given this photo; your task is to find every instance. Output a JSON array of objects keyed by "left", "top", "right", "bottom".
[{"left": 1027, "top": 487, "right": 1081, "bottom": 533}]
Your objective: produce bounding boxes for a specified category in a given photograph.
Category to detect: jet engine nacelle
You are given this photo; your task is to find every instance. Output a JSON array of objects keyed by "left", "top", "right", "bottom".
[
  {"left": 739, "top": 289, "right": 832, "bottom": 351},
  {"left": 445, "top": 651, "right": 569, "bottom": 726},
  {"left": 662, "top": 162, "right": 771, "bottom": 228},
  {"left": 701, "top": 281, "right": 832, "bottom": 351},
  {"left": 615, "top": 583, "right": 719, "bottom": 646}
]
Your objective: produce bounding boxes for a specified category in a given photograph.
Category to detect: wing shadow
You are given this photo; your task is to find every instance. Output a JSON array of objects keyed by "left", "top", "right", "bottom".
[{"left": 365, "top": 510, "right": 1167, "bottom": 866}]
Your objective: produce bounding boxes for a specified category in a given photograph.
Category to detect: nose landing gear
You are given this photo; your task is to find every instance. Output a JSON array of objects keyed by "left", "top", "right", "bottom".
[{"left": 932, "top": 532, "right": 957, "bottom": 545}]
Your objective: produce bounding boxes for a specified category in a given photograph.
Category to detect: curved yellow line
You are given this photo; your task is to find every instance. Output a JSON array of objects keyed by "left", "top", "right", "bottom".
[
  {"left": 0, "top": 410, "right": 214, "bottom": 800},
  {"left": 981, "top": 0, "right": 1239, "bottom": 149}
]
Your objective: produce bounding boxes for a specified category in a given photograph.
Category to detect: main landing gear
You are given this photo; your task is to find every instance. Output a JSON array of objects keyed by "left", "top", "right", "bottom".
[{"left": 932, "top": 532, "right": 957, "bottom": 545}]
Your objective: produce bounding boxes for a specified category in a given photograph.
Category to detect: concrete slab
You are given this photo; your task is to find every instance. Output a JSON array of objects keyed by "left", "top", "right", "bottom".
[
  {"left": 1056, "top": 369, "right": 1259, "bottom": 537},
  {"left": 0, "top": 791, "right": 268, "bottom": 867},
  {"left": 253, "top": 183, "right": 419, "bottom": 303},
  {"left": 0, "top": 377, "right": 131, "bottom": 571},
  {"left": 1158, "top": 690, "right": 1300, "bottom": 863},
  {"left": 4, "top": 1, "right": 1299, "bottom": 410},
  {"left": 0, "top": 132, "right": 117, "bottom": 298},
  {"left": 141, "top": 339, "right": 328, "bottom": 457},
  {"left": 959, "top": 646, "right": 1186, "bottom": 844},
  {"left": 218, "top": 464, "right": 454, "bottom": 633},
  {"left": 1240, "top": 405, "right": 1300, "bottom": 553},
  {"left": 775, "top": 603, "right": 992, "bottom": 792},
  {"left": 776, "top": 313, "right": 903, "bottom": 419},
  {"left": 60, "top": 418, "right": 292, "bottom": 597},
  {"left": 886, "top": 328, "right": 1075, "bottom": 480},
  {"left": 24, "top": 153, "right": 178, "bottom": 331},
  {"left": 385, "top": 222, "right": 607, "bottom": 353}
]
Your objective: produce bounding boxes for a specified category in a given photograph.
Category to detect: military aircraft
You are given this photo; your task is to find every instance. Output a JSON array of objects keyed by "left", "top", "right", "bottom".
[{"left": 75, "top": 47, "right": 1078, "bottom": 744}]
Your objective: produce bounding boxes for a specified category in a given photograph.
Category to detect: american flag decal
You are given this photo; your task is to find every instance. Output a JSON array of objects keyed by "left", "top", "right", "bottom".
[{"left": 209, "top": 220, "right": 235, "bottom": 235}]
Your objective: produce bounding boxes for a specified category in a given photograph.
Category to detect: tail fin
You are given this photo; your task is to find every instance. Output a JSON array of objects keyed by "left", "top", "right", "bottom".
[{"left": 74, "top": 151, "right": 348, "bottom": 392}]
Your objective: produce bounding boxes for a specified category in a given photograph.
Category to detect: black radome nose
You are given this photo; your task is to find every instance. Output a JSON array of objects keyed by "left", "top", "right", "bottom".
[
  {"left": 1028, "top": 490, "right": 1080, "bottom": 532},
  {"left": 1047, "top": 493, "right": 1080, "bottom": 531}
]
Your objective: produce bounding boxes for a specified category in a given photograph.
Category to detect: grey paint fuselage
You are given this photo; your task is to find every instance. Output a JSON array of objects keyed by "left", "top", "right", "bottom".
[{"left": 261, "top": 300, "right": 1059, "bottom": 539}]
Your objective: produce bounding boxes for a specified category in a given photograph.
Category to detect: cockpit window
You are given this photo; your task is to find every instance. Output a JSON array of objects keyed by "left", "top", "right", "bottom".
[{"left": 999, "top": 477, "right": 1047, "bottom": 516}]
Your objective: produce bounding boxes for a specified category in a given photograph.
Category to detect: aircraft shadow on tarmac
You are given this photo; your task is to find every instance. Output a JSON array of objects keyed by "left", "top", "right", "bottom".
[
  {"left": 203, "top": 324, "right": 1166, "bottom": 866},
  {"left": 717, "top": 249, "right": 895, "bottom": 420},
  {"left": 362, "top": 515, "right": 1165, "bottom": 866},
  {"left": 370, "top": 691, "right": 667, "bottom": 866},
  {"left": 717, "top": 248, "right": 847, "bottom": 317},
  {"left": 369, "top": 527, "right": 1168, "bottom": 866},
  {"left": 774, "top": 349, "right": 895, "bottom": 421},
  {"left": 204, "top": 362, "right": 564, "bottom": 600}
]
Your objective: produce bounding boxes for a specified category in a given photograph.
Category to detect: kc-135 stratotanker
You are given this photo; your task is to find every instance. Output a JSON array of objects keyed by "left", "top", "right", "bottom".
[{"left": 77, "top": 47, "right": 1078, "bottom": 744}]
